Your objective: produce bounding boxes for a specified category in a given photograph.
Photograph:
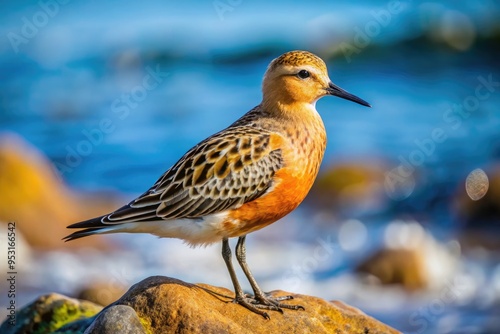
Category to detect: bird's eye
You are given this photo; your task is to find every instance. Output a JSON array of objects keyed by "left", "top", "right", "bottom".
[{"left": 297, "top": 70, "right": 310, "bottom": 79}]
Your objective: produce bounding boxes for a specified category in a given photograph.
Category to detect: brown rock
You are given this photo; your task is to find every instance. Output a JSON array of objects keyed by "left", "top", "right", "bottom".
[
  {"left": 357, "top": 248, "right": 428, "bottom": 291},
  {"left": 77, "top": 281, "right": 128, "bottom": 306},
  {"left": 306, "top": 161, "right": 388, "bottom": 216},
  {"left": 105, "top": 276, "right": 400, "bottom": 334},
  {"left": 356, "top": 222, "right": 459, "bottom": 291},
  {"left": 0, "top": 133, "right": 120, "bottom": 250},
  {"left": 2, "top": 276, "right": 401, "bottom": 333}
]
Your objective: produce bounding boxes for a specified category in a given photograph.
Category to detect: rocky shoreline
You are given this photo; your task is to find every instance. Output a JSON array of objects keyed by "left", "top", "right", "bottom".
[{"left": 1, "top": 276, "right": 400, "bottom": 334}]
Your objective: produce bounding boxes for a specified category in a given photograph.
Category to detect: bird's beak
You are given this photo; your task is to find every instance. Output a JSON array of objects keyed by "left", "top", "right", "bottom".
[{"left": 326, "top": 82, "right": 371, "bottom": 107}]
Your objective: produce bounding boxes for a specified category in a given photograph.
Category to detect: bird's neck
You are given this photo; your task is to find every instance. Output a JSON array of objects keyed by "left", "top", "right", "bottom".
[
  {"left": 260, "top": 99, "right": 327, "bottom": 194},
  {"left": 261, "top": 98, "right": 327, "bottom": 158},
  {"left": 262, "top": 98, "right": 322, "bottom": 125}
]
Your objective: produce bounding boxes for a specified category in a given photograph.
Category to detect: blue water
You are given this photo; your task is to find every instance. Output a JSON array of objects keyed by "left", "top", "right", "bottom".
[{"left": 1, "top": 0, "right": 500, "bottom": 332}]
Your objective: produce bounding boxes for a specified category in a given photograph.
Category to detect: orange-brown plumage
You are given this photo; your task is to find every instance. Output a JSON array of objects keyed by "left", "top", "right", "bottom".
[{"left": 64, "top": 50, "right": 370, "bottom": 318}]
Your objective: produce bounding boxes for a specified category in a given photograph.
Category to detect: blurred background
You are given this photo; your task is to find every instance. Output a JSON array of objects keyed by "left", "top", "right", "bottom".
[{"left": 1, "top": 0, "right": 499, "bottom": 332}]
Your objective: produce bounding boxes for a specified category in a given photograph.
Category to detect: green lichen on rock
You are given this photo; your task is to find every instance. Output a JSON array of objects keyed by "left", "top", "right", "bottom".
[
  {"left": 137, "top": 314, "right": 153, "bottom": 334},
  {"left": 0, "top": 293, "right": 102, "bottom": 334}
]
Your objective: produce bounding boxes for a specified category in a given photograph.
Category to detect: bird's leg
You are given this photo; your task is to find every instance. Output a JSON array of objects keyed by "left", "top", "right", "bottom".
[
  {"left": 221, "top": 238, "right": 270, "bottom": 319},
  {"left": 235, "top": 235, "right": 304, "bottom": 313}
]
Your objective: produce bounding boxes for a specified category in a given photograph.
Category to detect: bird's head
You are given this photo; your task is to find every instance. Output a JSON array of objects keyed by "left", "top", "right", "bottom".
[{"left": 262, "top": 50, "right": 370, "bottom": 110}]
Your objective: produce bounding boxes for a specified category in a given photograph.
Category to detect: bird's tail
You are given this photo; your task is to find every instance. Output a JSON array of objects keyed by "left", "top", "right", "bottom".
[{"left": 63, "top": 215, "right": 114, "bottom": 241}]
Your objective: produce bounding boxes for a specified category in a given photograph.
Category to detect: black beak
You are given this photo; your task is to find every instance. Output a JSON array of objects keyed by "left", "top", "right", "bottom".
[{"left": 326, "top": 82, "right": 371, "bottom": 107}]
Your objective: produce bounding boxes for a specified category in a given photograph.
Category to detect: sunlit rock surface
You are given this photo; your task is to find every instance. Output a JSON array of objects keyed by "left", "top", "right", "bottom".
[{"left": 1, "top": 276, "right": 401, "bottom": 334}]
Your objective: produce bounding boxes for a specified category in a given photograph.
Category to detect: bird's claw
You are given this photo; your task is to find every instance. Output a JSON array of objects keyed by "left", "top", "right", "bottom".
[{"left": 233, "top": 293, "right": 304, "bottom": 319}]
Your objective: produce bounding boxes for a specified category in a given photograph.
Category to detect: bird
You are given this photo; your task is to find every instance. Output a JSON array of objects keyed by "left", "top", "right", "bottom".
[{"left": 64, "top": 50, "right": 370, "bottom": 319}]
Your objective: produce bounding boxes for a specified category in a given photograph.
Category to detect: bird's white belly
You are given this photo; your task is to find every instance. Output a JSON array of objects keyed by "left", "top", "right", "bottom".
[{"left": 108, "top": 212, "right": 233, "bottom": 246}]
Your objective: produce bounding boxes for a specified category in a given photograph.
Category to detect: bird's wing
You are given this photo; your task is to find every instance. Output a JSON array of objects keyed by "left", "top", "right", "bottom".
[{"left": 102, "top": 127, "right": 284, "bottom": 224}]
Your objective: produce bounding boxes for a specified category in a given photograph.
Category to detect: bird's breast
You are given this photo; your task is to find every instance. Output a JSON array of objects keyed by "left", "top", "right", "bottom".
[
  {"left": 284, "top": 119, "right": 327, "bottom": 177},
  {"left": 225, "top": 117, "right": 326, "bottom": 237}
]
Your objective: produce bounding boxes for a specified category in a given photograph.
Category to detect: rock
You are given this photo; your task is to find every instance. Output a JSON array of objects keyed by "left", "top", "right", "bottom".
[
  {"left": 357, "top": 221, "right": 460, "bottom": 291},
  {"left": 95, "top": 276, "right": 399, "bottom": 333},
  {"left": 77, "top": 281, "right": 127, "bottom": 307},
  {"left": 0, "top": 133, "right": 120, "bottom": 250},
  {"left": 357, "top": 248, "right": 428, "bottom": 290},
  {"left": 83, "top": 305, "right": 146, "bottom": 334},
  {"left": 3, "top": 276, "right": 400, "bottom": 333},
  {"left": 0, "top": 293, "right": 102, "bottom": 334},
  {"left": 306, "top": 161, "right": 388, "bottom": 217}
]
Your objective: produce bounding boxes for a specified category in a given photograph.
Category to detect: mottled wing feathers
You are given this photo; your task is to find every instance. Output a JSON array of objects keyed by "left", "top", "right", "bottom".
[{"left": 99, "top": 126, "right": 284, "bottom": 224}]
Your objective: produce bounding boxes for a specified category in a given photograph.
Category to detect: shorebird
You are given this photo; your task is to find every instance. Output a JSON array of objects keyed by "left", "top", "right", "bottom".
[{"left": 64, "top": 50, "right": 370, "bottom": 318}]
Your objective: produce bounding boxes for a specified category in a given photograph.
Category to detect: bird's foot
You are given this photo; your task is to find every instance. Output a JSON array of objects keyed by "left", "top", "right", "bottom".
[{"left": 234, "top": 293, "right": 304, "bottom": 319}]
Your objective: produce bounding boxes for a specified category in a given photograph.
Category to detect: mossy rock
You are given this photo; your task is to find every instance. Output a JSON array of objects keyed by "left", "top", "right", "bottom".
[{"left": 0, "top": 293, "right": 102, "bottom": 334}]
